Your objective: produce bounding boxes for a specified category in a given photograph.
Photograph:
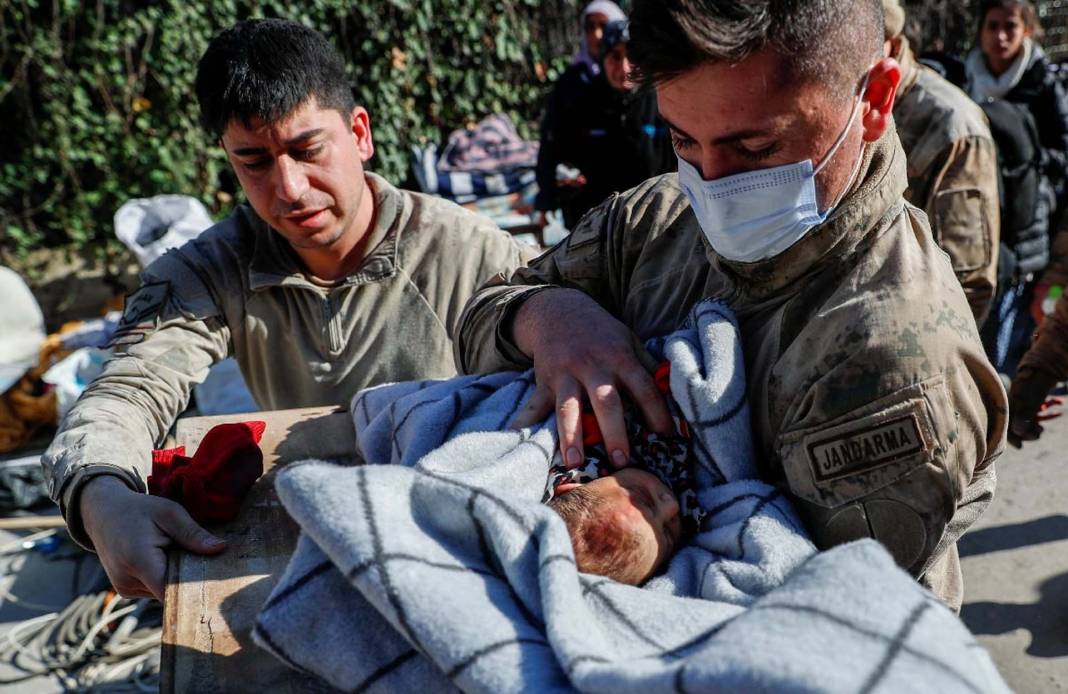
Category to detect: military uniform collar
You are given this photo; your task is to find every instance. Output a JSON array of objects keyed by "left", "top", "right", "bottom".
[
  {"left": 706, "top": 130, "right": 908, "bottom": 300},
  {"left": 247, "top": 171, "right": 402, "bottom": 291}
]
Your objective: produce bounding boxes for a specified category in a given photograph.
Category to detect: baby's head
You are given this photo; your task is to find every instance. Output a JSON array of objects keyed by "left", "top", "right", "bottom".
[{"left": 547, "top": 467, "right": 682, "bottom": 585}]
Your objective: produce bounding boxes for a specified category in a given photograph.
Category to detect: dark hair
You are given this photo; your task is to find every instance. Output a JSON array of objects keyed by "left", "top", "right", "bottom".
[
  {"left": 977, "top": 0, "right": 1041, "bottom": 35},
  {"left": 548, "top": 486, "right": 646, "bottom": 584},
  {"left": 195, "top": 19, "right": 356, "bottom": 138},
  {"left": 628, "top": 0, "right": 883, "bottom": 101}
]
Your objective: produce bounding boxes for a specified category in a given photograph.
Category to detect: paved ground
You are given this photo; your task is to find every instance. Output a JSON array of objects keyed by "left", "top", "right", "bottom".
[
  {"left": 0, "top": 418, "right": 1065, "bottom": 691},
  {"left": 960, "top": 417, "right": 1068, "bottom": 691}
]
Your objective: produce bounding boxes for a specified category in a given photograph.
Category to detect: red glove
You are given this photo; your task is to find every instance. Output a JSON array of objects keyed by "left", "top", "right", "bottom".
[{"left": 148, "top": 421, "right": 266, "bottom": 524}]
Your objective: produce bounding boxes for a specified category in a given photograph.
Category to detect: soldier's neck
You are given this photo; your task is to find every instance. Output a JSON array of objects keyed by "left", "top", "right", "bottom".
[{"left": 293, "top": 178, "right": 377, "bottom": 282}]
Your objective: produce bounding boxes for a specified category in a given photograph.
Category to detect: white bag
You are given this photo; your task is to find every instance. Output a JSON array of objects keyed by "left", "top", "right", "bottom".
[
  {"left": 114, "top": 195, "right": 214, "bottom": 268},
  {"left": 41, "top": 348, "right": 110, "bottom": 419},
  {"left": 0, "top": 267, "right": 45, "bottom": 394}
]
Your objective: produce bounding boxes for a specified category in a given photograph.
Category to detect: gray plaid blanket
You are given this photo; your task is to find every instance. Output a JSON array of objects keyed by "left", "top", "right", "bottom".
[{"left": 254, "top": 300, "right": 1007, "bottom": 693}]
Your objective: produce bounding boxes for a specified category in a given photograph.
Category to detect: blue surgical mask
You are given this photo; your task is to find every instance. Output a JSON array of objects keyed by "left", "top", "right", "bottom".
[{"left": 677, "top": 84, "right": 868, "bottom": 263}]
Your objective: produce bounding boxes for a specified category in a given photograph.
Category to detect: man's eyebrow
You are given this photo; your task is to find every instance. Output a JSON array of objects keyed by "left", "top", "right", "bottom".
[
  {"left": 230, "top": 128, "right": 325, "bottom": 156},
  {"left": 659, "top": 113, "right": 772, "bottom": 146}
]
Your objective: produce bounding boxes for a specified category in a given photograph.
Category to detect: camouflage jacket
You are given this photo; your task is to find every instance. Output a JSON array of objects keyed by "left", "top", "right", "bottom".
[
  {"left": 457, "top": 131, "right": 1007, "bottom": 611},
  {"left": 893, "top": 41, "right": 1001, "bottom": 325},
  {"left": 43, "top": 172, "right": 529, "bottom": 548}
]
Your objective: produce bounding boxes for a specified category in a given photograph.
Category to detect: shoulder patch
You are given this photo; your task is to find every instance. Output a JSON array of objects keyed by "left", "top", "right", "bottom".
[
  {"left": 777, "top": 377, "right": 948, "bottom": 509},
  {"left": 932, "top": 187, "right": 991, "bottom": 274},
  {"left": 108, "top": 282, "right": 171, "bottom": 349},
  {"left": 807, "top": 412, "right": 928, "bottom": 483},
  {"left": 119, "top": 281, "right": 171, "bottom": 329}
]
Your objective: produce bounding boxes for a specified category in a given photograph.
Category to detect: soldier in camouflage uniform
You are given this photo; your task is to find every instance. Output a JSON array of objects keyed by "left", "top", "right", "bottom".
[
  {"left": 884, "top": 0, "right": 1001, "bottom": 325},
  {"left": 41, "top": 20, "right": 529, "bottom": 601},
  {"left": 457, "top": 0, "right": 1006, "bottom": 611}
]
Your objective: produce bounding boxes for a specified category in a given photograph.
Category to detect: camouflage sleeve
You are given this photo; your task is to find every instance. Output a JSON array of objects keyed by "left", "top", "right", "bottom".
[
  {"left": 40, "top": 250, "right": 231, "bottom": 549},
  {"left": 455, "top": 200, "right": 620, "bottom": 375},
  {"left": 1019, "top": 287, "right": 1068, "bottom": 380},
  {"left": 924, "top": 135, "right": 1000, "bottom": 325},
  {"left": 774, "top": 211, "right": 1006, "bottom": 609},
  {"left": 437, "top": 222, "right": 539, "bottom": 342}
]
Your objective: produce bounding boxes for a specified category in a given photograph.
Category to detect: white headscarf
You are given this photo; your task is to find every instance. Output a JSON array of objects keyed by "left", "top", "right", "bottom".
[
  {"left": 572, "top": 0, "right": 627, "bottom": 75},
  {"left": 966, "top": 37, "right": 1035, "bottom": 101}
]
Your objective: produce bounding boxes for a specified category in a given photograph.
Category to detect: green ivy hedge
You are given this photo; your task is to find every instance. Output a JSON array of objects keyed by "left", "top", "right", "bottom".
[{"left": 0, "top": 0, "right": 589, "bottom": 255}]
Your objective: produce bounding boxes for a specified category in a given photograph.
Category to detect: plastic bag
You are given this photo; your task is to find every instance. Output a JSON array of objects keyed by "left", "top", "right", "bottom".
[
  {"left": 0, "top": 267, "right": 46, "bottom": 395},
  {"left": 41, "top": 348, "right": 110, "bottom": 420},
  {"left": 114, "top": 195, "right": 214, "bottom": 268}
]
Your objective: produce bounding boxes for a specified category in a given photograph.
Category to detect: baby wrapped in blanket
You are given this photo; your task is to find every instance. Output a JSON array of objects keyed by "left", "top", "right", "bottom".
[
  {"left": 544, "top": 362, "right": 708, "bottom": 585},
  {"left": 255, "top": 298, "right": 1010, "bottom": 693}
]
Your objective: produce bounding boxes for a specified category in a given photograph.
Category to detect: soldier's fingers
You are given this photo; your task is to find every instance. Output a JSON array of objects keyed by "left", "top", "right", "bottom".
[
  {"left": 618, "top": 363, "right": 672, "bottom": 434},
  {"left": 155, "top": 501, "right": 227, "bottom": 555},
  {"left": 627, "top": 333, "right": 662, "bottom": 374},
  {"left": 587, "top": 378, "right": 630, "bottom": 468},
  {"left": 135, "top": 547, "right": 168, "bottom": 602},
  {"left": 555, "top": 378, "right": 585, "bottom": 468},
  {"left": 109, "top": 575, "right": 155, "bottom": 601},
  {"left": 512, "top": 384, "right": 553, "bottom": 429}
]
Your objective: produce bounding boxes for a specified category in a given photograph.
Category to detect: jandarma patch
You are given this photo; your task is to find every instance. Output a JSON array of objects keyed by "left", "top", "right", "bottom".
[
  {"left": 806, "top": 413, "right": 926, "bottom": 483},
  {"left": 119, "top": 281, "right": 171, "bottom": 328}
]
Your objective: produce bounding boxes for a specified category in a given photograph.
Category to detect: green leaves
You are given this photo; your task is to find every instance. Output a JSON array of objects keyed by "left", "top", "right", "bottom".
[{"left": 0, "top": 0, "right": 582, "bottom": 255}]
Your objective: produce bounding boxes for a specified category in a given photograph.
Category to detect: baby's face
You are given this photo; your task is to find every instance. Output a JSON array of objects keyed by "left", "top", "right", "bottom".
[{"left": 584, "top": 468, "right": 682, "bottom": 583}]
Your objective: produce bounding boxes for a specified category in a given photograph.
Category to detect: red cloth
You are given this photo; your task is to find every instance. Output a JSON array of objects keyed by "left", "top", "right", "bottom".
[{"left": 148, "top": 421, "right": 266, "bottom": 524}]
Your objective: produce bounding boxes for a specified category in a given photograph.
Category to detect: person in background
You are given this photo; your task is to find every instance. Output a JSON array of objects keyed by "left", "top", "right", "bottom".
[
  {"left": 41, "top": 19, "right": 529, "bottom": 602},
  {"left": 1007, "top": 285, "right": 1068, "bottom": 447},
  {"left": 884, "top": 0, "right": 1001, "bottom": 325},
  {"left": 571, "top": 0, "right": 626, "bottom": 80},
  {"left": 965, "top": 0, "right": 1068, "bottom": 376},
  {"left": 536, "top": 20, "right": 675, "bottom": 229},
  {"left": 966, "top": 0, "right": 1068, "bottom": 196},
  {"left": 535, "top": 1, "right": 626, "bottom": 226}
]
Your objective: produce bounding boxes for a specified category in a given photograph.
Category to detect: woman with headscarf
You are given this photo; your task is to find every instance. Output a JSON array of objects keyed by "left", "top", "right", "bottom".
[
  {"left": 966, "top": 0, "right": 1068, "bottom": 197},
  {"left": 571, "top": 1, "right": 627, "bottom": 77},
  {"left": 535, "top": 1, "right": 627, "bottom": 223},
  {"left": 536, "top": 20, "right": 674, "bottom": 228},
  {"left": 965, "top": 0, "right": 1068, "bottom": 377}
]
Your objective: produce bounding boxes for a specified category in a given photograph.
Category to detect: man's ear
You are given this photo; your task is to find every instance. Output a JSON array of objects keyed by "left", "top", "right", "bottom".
[
  {"left": 350, "top": 106, "right": 375, "bottom": 162},
  {"left": 861, "top": 58, "right": 901, "bottom": 143}
]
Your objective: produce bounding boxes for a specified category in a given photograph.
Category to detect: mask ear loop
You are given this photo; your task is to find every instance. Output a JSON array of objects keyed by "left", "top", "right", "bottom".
[
  {"left": 813, "top": 71, "right": 871, "bottom": 177},
  {"left": 814, "top": 68, "right": 873, "bottom": 212}
]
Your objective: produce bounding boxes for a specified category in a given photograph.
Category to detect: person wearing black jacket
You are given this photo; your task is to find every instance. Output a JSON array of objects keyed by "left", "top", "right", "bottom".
[
  {"left": 968, "top": 0, "right": 1068, "bottom": 234},
  {"left": 965, "top": 0, "right": 1068, "bottom": 375},
  {"left": 535, "top": 21, "right": 675, "bottom": 229}
]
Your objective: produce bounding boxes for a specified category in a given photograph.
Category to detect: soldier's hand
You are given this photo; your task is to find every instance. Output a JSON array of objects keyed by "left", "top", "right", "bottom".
[
  {"left": 1008, "top": 366, "right": 1062, "bottom": 448},
  {"left": 509, "top": 288, "right": 672, "bottom": 468},
  {"left": 79, "top": 475, "right": 227, "bottom": 601}
]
